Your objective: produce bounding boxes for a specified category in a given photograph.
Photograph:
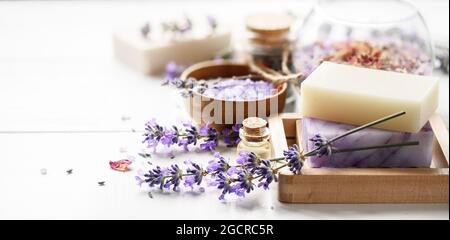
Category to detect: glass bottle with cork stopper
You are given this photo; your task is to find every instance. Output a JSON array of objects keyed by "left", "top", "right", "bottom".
[
  {"left": 245, "top": 12, "right": 295, "bottom": 71},
  {"left": 237, "top": 117, "right": 272, "bottom": 159}
]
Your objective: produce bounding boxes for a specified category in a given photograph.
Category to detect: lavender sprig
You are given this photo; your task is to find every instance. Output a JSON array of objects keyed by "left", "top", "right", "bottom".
[
  {"left": 137, "top": 111, "right": 422, "bottom": 200},
  {"left": 163, "top": 77, "right": 207, "bottom": 98},
  {"left": 163, "top": 75, "right": 274, "bottom": 100},
  {"left": 305, "top": 111, "right": 408, "bottom": 159},
  {"left": 138, "top": 137, "right": 419, "bottom": 200},
  {"left": 328, "top": 111, "right": 406, "bottom": 143},
  {"left": 143, "top": 119, "right": 241, "bottom": 154}
]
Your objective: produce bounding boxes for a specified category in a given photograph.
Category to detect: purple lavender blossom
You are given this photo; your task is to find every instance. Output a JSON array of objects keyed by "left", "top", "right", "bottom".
[
  {"left": 255, "top": 160, "right": 277, "bottom": 190},
  {"left": 226, "top": 166, "right": 240, "bottom": 175},
  {"left": 309, "top": 134, "right": 332, "bottom": 157},
  {"left": 233, "top": 170, "right": 254, "bottom": 197},
  {"left": 183, "top": 160, "right": 204, "bottom": 189},
  {"left": 283, "top": 145, "right": 304, "bottom": 174},
  {"left": 199, "top": 124, "right": 218, "bottom": 151},
  {"left": 200, "top": 141, "right": 217, "bottom": 151},
  {"left": 183, "top": 122, "right": 199, "bottom": 145},
  {"left": 142, "top": 119, "right": 164, "bottom": 151},
  {"left": 163, "top": 164, "right": 183, "bottom": 191},
  {"left": 183, "top": 176, "right": 196, "bottom": 190},
  {"left": 222, "top": 124, "right": 241, "bottom": 147},
  {"left": 160, "top": 127, "right": 178, "bottom": 147},
  {"left": 177, "top": 139, "right": 190, "bottom": 152},
  {"left": 206, "top": 152, "right": 230, "bottom": 176},
  {"left": 140, "top": 166, "right": 167, "bottom": 189},
  {"left": 135, "top": 176, "right": 145, "bottom": 187},
  {"left": 165, "top": 62, "right": 185, "bottom": 81},
  {"left": 143, "top": 119, "right": 222, "bottom": 154},
  {"left": 215, "top": 172, "right": 233, "bottom": 200},
  {"left": 232, "top": 124, "right": 241, "bottom": 133},
  {"left": 236, "top": 151, "right": 260, "bottom": 173}
]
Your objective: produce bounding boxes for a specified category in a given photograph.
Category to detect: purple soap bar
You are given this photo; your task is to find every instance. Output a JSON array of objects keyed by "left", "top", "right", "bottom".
[{"left": 301, "top": 117, "right": 434, "bottom": 168}]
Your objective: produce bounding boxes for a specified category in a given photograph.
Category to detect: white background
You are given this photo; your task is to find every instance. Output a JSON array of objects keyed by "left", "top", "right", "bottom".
[{"left": 0, "top": 0, "right": 448, "bottom": 219}]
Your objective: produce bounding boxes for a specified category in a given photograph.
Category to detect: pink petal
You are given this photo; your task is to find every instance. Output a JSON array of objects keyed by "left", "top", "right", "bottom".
[{"left": 109, "top": 159, "right": 132, "bottom": 172}]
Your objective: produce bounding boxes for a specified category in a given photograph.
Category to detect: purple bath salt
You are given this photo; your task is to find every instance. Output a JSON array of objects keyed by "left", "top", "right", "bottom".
[
  {"left": 301, "top": 117, "right": 434, "bottom": 168},
  {"left": 202, "top": 78, "right": 275, "bottom": 101}
]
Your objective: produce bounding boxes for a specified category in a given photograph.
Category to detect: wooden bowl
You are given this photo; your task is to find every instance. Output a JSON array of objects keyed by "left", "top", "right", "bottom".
[{"left": 180, "top": 61, "right": 287, "bottom": 129}]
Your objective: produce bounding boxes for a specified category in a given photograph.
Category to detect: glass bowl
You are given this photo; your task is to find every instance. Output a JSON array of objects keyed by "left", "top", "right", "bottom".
[{"left": 294, "top": 0, "right": 434, "bottom": 77}]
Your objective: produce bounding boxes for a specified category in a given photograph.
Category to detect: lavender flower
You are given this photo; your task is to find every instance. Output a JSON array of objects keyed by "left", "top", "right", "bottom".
[
  {"left": 255, "top": 160, "right": 277, "bottom": 190},
  {"left": 140, "top": 166, "right": 167, "bottom": 189},
  {"left": 135, "top": 176, "right": 145, "bottom": 187},
  {"left": 165, "top": 62, "right": 185, "bottom": 81},
  {"left": 199, "top": 124, "right": 218, "bottom": 151},
  {"left": 163, "top": 164, "right": 183, "bottom": 191},
  {"left": 215, "top": 172, "right": 233, "bottom": 200},
  {"left": 142, "top": 119, "right": 221, "bottom": 154},
  {"left": 160, "top": 127, "right": 178, "bottom": 147},
  {"left": 283, "top": 145, "right": 304, "bottom": 174},
  {"left": 309, "top": 134, "right": 332, "bottom": 157},
  {"left": 142, "top": 119, "right": 165, "bottom": 151},
  {"left": 207, "top": 152, "right": 230, "bottom": 176},
  {"left": 222, "top": 124, "right": 241, "bottom": 147},
  {"left": 183, "top": 160, "right": 204, "bottom": 189},
  {"left": 232, "top": 170, "right": 254, "bottom": 197},
  {"left": 180, "top": 122, "right": 198, "bottom": 148},
  {"left": 236, "top": 151, "right": 260, "bottom": 173}
]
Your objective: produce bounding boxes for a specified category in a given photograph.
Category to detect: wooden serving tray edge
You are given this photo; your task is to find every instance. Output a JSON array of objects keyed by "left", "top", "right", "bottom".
[{"left": 269, "top": 113, "right": 450, "bottom": 204}]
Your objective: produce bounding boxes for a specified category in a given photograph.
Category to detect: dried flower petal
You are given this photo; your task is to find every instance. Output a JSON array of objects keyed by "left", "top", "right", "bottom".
[{"left": 109, "top": 159, "right": 133, "bottom": 172}]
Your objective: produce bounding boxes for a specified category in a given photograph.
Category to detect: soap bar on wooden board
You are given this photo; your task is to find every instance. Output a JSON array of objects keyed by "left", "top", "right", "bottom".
[
  {"left": 300, "top": 62, "right": 439, "bottom": 133},
  {"left": 301, "top": 117, "right": 434, "bottom": 168},
  {"left": 113, "top": 29, "right": 231, "bottom": 74}
]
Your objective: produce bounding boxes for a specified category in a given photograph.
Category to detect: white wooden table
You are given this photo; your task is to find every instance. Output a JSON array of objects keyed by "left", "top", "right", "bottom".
[{"left": 0, "top": 0, "right": 448, "bottom": 220}]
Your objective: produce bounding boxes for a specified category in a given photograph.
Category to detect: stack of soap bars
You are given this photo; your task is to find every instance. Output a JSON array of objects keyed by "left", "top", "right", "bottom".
[{"left": 300, "top": 62, "right": 440, "bottom": 168}]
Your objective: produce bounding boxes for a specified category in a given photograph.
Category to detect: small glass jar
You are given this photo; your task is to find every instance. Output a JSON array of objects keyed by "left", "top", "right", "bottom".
[
  {"left": 245, "top": 13, "right": 295, "bottom": 71},
  {"left": 237, "top": 117, "right": 272, "bottom": 159}
]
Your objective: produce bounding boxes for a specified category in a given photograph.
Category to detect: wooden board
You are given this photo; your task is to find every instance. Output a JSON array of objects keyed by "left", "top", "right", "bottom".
[{"left": 269, "top": 113, "right": 449, "bottom": 203}]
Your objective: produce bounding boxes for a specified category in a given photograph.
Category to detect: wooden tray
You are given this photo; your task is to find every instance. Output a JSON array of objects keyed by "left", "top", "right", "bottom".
[{"left": 269, "top": 113, "right": 449, "bottom": 203}]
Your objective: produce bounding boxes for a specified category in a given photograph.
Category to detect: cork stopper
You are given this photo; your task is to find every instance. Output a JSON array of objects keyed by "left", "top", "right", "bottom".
[
  {"left": 241, "top": 117, "right": 270, "bottom": 142},
  {"left": 246, "top": 13, "right": 294, "bottom": 36}
]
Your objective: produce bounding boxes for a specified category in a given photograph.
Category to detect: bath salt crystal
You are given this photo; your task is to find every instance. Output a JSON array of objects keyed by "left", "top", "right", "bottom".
[{"left": 202, "top": 79, "right": 275, "bottom": 101}]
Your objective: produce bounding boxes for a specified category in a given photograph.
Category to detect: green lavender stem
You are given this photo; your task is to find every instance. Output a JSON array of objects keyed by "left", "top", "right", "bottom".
[
  {"left": 328, "top": 111, "right": 406, "bottom": 143},
  {"left": 269, "top": 157, "right": 286, "bottom": 162}
]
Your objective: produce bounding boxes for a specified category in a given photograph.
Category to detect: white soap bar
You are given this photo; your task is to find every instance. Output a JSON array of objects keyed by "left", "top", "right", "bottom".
[
  {"left": 301, "top": 62, "right": 439, "bottom": 133},
  {"left": 113, "top": 29, "right": 231, "bottom": 74}
]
